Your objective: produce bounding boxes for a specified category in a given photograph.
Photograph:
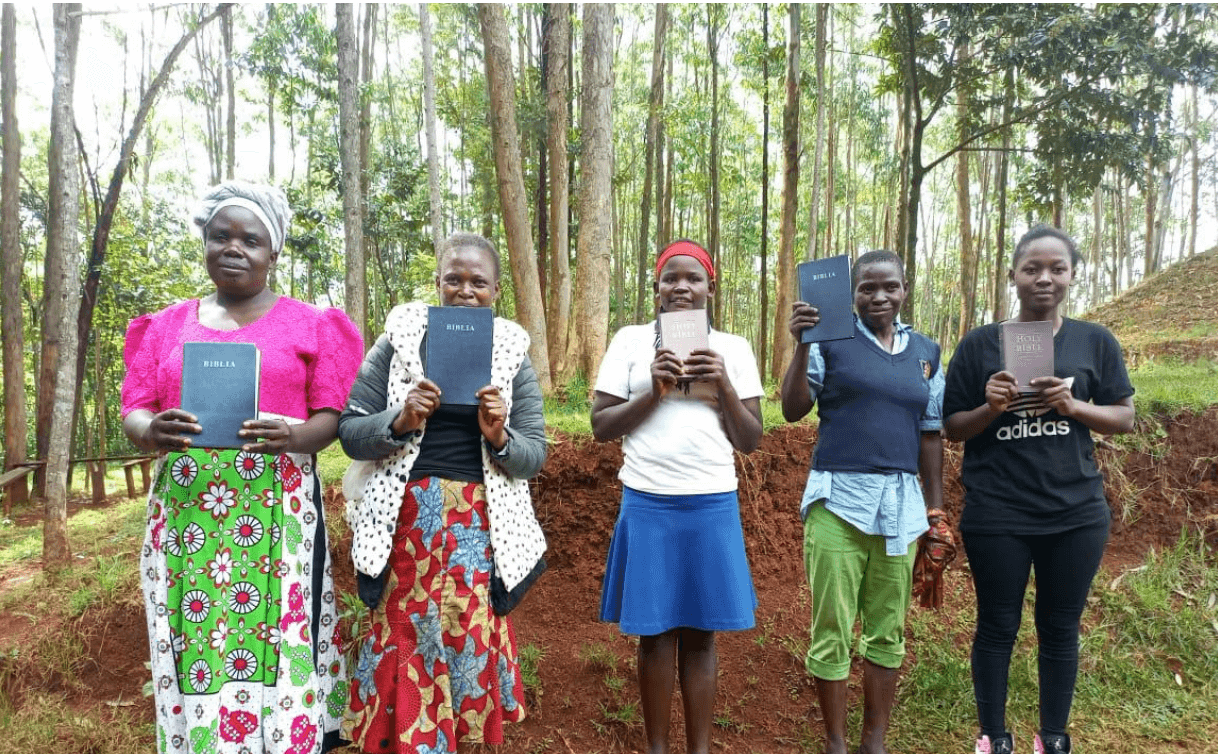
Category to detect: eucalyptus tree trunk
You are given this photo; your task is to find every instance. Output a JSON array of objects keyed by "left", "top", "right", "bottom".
[
  {"left": 543, "top": 2, "right": 572, "bottom": 381},
  {"left": 1189, "top": 84, "right": 1200, "bottom": 257},
  {"left": 1144, "top": 154, "right": 1158, "bottom": 276},
  {"left": 660, "top": 51, "right": 674, "bottom": 248},
  {"left": 635, "top": 3, "right": 667, "bottom": 324},
  {"left": 770, "top": 3, "right": 800, "bottom": 383},
  {"left": 44, "top": 3, "right": 83, "bottom": 568},
  {"left": 420, "top": 3, "right": 443, "bottom": 250},
  {"left": 1, "top": 3, "right": 28, "bottom": 485},
  {"left": 1154, "top": 152, "right": 1180, "bottom": 269},
  {"left": 566, "top": 3, "right": 613, "bottom": 384},
  {"left": 1092, "top": 186, "right": 1104, "bottom": 305},
  {"left": 955, "top": 42, "right": 977, "bottom": 340},
  {"left": 337, "top": 4, "right": 366, "bottom": 340},
  {"left": 757, "top": 3, "right": 770, "bottom": 376},
  {"left": 478, "top": 3, "right": 552, "bottom": 389},
  {"left": 222, "top": 6, "right": 235, "bottom": 179},
  {"left": 266, "top": 5, "right": 276, "bottom": 182},
  {"left": 807, "top": 3, "right": 826, "bottom": 260},
  {"left": 991, "top": 64, "right": 1014, "bottom": 322}
]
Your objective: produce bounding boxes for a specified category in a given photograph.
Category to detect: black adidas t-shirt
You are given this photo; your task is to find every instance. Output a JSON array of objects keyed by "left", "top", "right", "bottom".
[{"left": 943, "top": 318, "right": 1134, "bottom": 535}]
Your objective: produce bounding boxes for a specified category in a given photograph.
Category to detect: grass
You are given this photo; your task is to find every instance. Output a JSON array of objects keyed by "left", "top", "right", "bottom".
[
  {"left": 598, "top": 699, "right": 641, "bottom": 725},
  {"left": 0, "top": 497, "right": 153, "bottom": 754},
  {"left": 519, "top": 643, "right": 545, "bottom": 696},
  {"left": 1128, "top": 358, "right": 1218, "bottom": 416},
  {"left": 0, "top": 497, "right": 145, "bottom": 595},
  {"left": 893, "top": 530, "right": 1218, "bottom": 752},
  {"left": 316, "top": 443, "right": 351, "bottom": 485},
  {"left": 578, "top": 642, "right": 619, "bottom": 673},
  {"left": 0, "top": 691, "right": 154, "bottom": 754}
]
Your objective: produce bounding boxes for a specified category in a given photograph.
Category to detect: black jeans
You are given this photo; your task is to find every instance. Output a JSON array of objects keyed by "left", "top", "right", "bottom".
[{"left": 963, "top": 520, "right": 1108, "bottom": 739}]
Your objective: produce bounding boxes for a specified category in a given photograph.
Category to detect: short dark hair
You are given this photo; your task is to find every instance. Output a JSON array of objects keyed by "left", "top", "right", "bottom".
[
  {"left": 437, "top": 232, "right": 501, "bottom": 280},
  {"left": 1012, "top": 225, "right": 1083, "bottom": 269},
  {"left": 851, "top": 249, "right": 904, "bottom": 286}
]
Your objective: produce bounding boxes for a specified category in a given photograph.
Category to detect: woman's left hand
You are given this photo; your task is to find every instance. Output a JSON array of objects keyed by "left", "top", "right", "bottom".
[
  {"left": 476, "top": 385, "right": 508, "bottom": 451},
  {"left": 1031, "top": 376, "right": 1076, "bottom": 416},
  {"left": 239, "top": 418, "right": 294, "bottom": 455},
  {"left": 682, "top": 348, "right": 728, "bottom": 389}
]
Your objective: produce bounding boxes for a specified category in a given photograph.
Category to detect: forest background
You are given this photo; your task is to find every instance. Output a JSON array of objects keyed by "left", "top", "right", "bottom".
[{"left": 1, "top": 3, "right": 1217, "bottom": 567}]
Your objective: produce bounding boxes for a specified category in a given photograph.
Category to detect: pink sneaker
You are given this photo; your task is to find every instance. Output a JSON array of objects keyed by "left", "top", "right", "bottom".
[
  {"left": 976, "top": 733, "right": 1015, "bottom": 754},
  {"left": 1034, "top": 733, "right": 1071, "bottom": 754}
]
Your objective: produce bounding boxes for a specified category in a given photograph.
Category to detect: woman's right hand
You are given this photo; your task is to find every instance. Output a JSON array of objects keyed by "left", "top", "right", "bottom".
[
  {"left": 391, "top": 378, "right": 442, "bottom": 435},
  {"left": 651, "top": 347, "right": 683, "bottom": 398},
  {"left": 144, "top": 408, "right": 202, "bottom": 451},
  {"left": 789, "top": 301, "right": 820, "bottom": 341},
  {"left": 985, "top": 370, "right": 1020, "bottom": 413}
]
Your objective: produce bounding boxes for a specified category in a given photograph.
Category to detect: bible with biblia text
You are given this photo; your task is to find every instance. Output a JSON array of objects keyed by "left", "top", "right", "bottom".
[
  {"left": 797, "top": 254, "right": 855, "bottom": 344},
  {"left": 180, "top": 342, "right": 261, "bottom": 449},
  {"left": 426, "top": 306, "right": 494, "bottom": 406}
]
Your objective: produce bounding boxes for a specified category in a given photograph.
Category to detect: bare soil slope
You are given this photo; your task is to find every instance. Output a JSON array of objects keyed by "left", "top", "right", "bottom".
[{"left": 4, "top": 411, "right": 1214, "bottom": 753}]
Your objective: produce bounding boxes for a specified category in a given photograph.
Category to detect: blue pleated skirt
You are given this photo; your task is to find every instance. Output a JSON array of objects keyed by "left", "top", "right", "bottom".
[{"left": 599, "top": 485, "right": 757, "bottom": 636}]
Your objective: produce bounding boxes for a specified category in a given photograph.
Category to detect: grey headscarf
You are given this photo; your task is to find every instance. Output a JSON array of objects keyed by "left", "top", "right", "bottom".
[{"left": 192, "top": 181, "right": 291, "bottom": 254}]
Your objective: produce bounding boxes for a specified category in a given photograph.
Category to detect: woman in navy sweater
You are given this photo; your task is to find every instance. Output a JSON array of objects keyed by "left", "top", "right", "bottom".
[{"left": 781, "top": 249, "right": 944, "bottom": 754}]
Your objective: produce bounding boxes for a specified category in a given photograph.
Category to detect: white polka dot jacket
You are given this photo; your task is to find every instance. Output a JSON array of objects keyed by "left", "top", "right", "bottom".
[{"left": 337, "top": 301, "right": 548, "bottom": 591}]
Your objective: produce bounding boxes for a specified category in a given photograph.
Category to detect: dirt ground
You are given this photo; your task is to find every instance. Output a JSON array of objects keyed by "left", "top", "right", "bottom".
[{"left": 3, "top": 411, "right": 1217, "bottom": 753}]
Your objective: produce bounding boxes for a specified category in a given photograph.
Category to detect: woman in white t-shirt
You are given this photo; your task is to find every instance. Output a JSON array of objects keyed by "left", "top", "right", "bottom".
[{"left": 591, "top": 239, "right": 764, "bottom": 754}]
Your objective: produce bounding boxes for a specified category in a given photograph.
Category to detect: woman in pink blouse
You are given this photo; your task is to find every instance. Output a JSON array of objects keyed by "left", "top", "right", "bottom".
[{"left": 121, "top": 182, "right": 363, "bottom": 754}]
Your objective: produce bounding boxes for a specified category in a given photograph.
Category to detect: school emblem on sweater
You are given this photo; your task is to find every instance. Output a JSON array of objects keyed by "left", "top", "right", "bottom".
[{"left": 919, "top": 359, "right": 931, "bottom": 380}]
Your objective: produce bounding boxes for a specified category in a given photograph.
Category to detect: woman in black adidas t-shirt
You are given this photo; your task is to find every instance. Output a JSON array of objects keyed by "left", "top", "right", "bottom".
[{"left": 944, "top": 225, "right": 1134, "bottom": 754}]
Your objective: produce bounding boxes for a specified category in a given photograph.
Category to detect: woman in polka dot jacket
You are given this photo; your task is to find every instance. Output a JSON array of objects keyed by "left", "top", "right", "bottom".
[{"left": 337, "top": 233, "right": 547, "bottom": 753}]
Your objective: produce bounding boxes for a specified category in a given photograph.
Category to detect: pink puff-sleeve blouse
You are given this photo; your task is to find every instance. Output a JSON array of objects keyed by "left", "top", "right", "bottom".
[{"left": 122, "top": 297, "right": 364, "bottom": 422}]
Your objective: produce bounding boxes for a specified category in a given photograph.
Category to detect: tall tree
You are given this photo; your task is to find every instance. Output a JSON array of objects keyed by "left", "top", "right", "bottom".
[
  {"left": 65, "top": 2, "right": 232, "bottom": 494},
  {"left": 706, "top": 4, "right": 722, "bottom": 323},
  {"left": 878, "top": 4, "right": 1217, "bottom": 322},
  {"left": 543, "top": 2, "right": 571, "bottom": 382},
  {"left": 44, "top": 2, "right": 83, "bottom": 567},
  {"left": 222, "top": 5, "right": 235, "bottom": 179},
  {"left": 567, "top": 3, "right": 613, "bottom": 384},
  {"left": 807, "top": 3, "right": 827, "bottom": 260},
  {"left": 1188, "top": 84, "right": 1200, "bottom": 257},
  {"left": 478, "top": 3, "right": 552, "bottom": 389},
  {"left": 635, "top": 4, "right": 667, "bottom": 324},
  {"left": 757, "top": 3, "right": 771, "bottom": 375},
  {"left": 991, "top": 63, "right": 1014, "bottom": 322},
  {"left": 955, "top": 41, "right": 977, "bottom": 340},
  {"left": 770, "top": 3, "right": 800, "bottom": 383},
  {"left": 419, "top": 2, "right": 444, "bottom": 251},
  {"left": 1, "top": 3, "right": 28, "bottom": 493},
  {"left": 337, "top": 3, "right": 366, "bottom": 340}
]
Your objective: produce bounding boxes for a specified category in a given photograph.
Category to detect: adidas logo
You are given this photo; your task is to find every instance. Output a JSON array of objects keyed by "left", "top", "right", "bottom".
[{"left": 996, "top": 415, "right": 1071, "bottom": 441}]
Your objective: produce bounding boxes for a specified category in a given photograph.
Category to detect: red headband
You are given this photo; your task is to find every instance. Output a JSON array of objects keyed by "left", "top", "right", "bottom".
[{"left": 655, "top": 240, "right": 715, "bottom": 280}]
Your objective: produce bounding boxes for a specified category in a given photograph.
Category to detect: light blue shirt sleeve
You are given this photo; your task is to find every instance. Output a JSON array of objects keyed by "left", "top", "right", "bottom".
[
  {"left": 920, "top": 356, "right": 944, "bottom": 432},
  {"left": 805, "top": 342, "right": 827, "bottom": 396}
]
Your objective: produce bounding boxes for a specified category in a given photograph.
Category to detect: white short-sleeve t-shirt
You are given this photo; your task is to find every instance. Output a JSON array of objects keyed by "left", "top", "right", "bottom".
[{"left": 594, "top": 322, "right": 765, "bottom": 495}]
